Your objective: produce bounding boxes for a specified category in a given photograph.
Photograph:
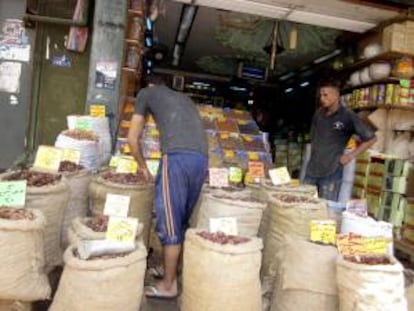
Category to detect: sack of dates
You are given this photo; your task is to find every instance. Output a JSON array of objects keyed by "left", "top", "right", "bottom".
[
  {"left": 59, "top": 162, "right": 92, "bottom": 249},
  {"left": 182, "top": 229, "right": 263, "bottom": 311},
  {"left": 1, "top": 170, "right": 69, "bottom": 271},
  {"left": 89, "top": 171, "right": 154, "bottom": 246},
  {"left": 0, "top": 300, "right": 32, "bottom": 311},
  {"left": 67, "top": 216, "right": 144, "bottom": 246},
  {"left": 262, "top": 193, "right": 327, "bottom": 278},
  {"left": 50, "top": 244, "right": 147, "bottom": 311},
  {"left": 0, "top": 208, "right": 50, "bottom": 301},
  {"left": 270, "top": 236, "right": 338, "bottom": 311},
  {"left": 337, "top": 255, "right": 407, "bottom": 311},
  {"left": 189, "top": 185, "right": 252, "bottom": 228},
  {"left": 195, "top": 192, "right": 267, "bottom": 237}
]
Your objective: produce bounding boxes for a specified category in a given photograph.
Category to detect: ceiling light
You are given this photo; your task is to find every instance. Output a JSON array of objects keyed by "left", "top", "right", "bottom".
[
  {"left": 285, "top": 87, "right": 294, "bottom": 93},
  {"left": 313, "top": 49, "right": 341, "bottom": 64},
  {"left": 279, "top": 72, "right": 295, "bottom": 81},
  {"left": 300, "top": 81, "right": 309, "bottom": 87}
]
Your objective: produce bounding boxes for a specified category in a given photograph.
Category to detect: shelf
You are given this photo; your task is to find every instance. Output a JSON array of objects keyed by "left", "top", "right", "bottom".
[
  {"left": 342, "top": 51, "right": 414, "bottom": 73},
  {"left": 351, "top": 105, "right": 414, "bottom": 112},
  {"left": 128, "top": 9, "right": 144, "bottom": 16},
  {"left": 342, "top": 78, "right": 401, "bottom": 94}
]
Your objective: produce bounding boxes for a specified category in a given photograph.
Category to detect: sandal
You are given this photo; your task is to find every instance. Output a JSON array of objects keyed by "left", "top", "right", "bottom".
[
  {"left": 145, "top": 285, "right": 178, "bottom": 300},
  {"left": 148, "top": 266, "right": 164, "bottom": 279}
]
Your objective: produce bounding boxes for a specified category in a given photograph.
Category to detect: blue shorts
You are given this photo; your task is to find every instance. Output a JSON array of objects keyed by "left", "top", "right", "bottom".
[
  {"left": 155, "top": 152, "right": 208, "bottom": 245},
  {"left": 304, "top": 166, "right": 343, "bottom": 201}
]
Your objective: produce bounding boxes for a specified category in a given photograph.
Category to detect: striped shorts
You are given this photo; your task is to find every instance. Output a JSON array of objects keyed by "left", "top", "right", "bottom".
[{"left": 154, "top": 152, "right": 208, "bottom": 245}]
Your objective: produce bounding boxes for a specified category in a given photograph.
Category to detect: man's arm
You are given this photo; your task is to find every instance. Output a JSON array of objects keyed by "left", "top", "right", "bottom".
[
  {"left": 127, "top": 114, "right": 151, "bottom": 179},
  {"left": 340, "top": 136, "right": 377, "bottom": 165}
]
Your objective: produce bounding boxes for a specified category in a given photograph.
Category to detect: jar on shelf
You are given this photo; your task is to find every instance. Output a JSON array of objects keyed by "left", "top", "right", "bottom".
[
  {"left": 129, "top": 17, "right": 143, "bottom": 40},
  {"left": 126, "top": 46, "right": 140, "bottom": 69}
]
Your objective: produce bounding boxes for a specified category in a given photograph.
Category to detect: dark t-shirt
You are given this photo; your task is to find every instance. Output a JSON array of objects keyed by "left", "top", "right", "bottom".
[
  {"left": 307, "top": 105, "right": 375, "bottom": 178},
  {"left": 135, "top": 85, "right": 208, "bottom": 156}
]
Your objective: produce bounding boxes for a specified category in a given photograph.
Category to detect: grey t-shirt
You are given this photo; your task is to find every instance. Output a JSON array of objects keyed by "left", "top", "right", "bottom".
[
  {"left": 307, "top": 105, "right": 375, "bottom": 178},
  {"left": 135, "top": 85, "right": 208, "bottom": 156}
]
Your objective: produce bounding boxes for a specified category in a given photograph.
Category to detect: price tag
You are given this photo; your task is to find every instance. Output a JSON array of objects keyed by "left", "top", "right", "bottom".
[
  {"left": 310, "top": 220, "right": 336, "bottom": 245},
  {"left": 336, "top": 234, "right": 389, "bottom": 256},
  {"left": 209, "top": 168, "right": 229, "bottom": 188},
  {"left": 0, "top": 181, "right": 27, "bottom": 207},
  {"left": 209, "top": 217, "right": 238, "bottom": 235},
  {"left": 248, "top": 161, "right": 265, "bottom": 178},
  {"left": 248, "top": 152, "right": 260, "bottom": 161},
  {"left": 229, "top": 167, "right": 243, "bottom": 183},
  {"left": 62, "top": 148, "right": 81, "bottom": 165},
  {"left": 109, "top": 156, "right": 120, "bottom": 168},
  {"left": 75, "top": 118, "right": 92, "bottom": 130},
  {"left": 33, "top": 145, "right": 63, "bottom": 172},
  {"left": 106, "top": 216, "right": 138, "bottom": 242},
  {"left": 116, "top": 158, "right": 138, "bottom": 174},
  {"left": 89, "top": 105, "right": 106, "bottom": 118},
  {"left": 269, "top": 167, "right": 291, "bottom": 185},
  {"left": 146, "top": 159, "right": 160, "bottom": 177},
  {"left": 104, "top": 194, "right": 130, "bottom": 217}
]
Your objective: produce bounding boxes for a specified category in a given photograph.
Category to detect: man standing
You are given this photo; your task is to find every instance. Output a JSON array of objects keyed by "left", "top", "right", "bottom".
[
  {"left": 127, "top": 75, "right": 208, "bottom": 299},
  {"left": 305, "top": 79, "right": 376, "bottom": 201}
]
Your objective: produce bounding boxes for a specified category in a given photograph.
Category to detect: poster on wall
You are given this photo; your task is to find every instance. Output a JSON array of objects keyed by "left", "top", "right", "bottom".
[
  {"left": 95, "top": 61, "right": 117, "bottom": 90},
  {"left": 0, "top": 61, "right": 22, "bottom": 93},
  {"left": 0, "top": 19, "right": 31, "bottom": 62}
]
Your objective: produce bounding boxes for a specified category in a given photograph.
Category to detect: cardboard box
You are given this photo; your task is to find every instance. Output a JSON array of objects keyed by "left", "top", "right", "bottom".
[
  {"left": 352, "top": 185, "right": 366, "bottom": 199},
  {"left": 356, "top": 160, "right": 370, "bottom": 175},
  {"left": 384, "top": 176, "right": 407, "bottom": 194},
  {"left": 367, "top": 189, "right": 382, "bottom": 218},
  {"left": 367, "top": 174, "right": 384, "bottom": 190},
  {"left": 386, "top": 158, "right": 412, "bottom": 177},
  {"left": 382, "top": 23, "right": 407, "bottom": 53}
]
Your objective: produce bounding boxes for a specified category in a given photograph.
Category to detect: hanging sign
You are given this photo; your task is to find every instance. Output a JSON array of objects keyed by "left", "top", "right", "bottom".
[
  {"left": 336, "top": 234, "right": 389, "bottom": 256},
  {"left": 33, "top": 145, "right": 63, "bottom": 172},
  {"left": 106, "top": 216, "right": 139, "bottom": 242},
  {"left": 0, "top": 181, "right": 27, "bottom": 207},
  {"left": 104, "top": 194, "right": 131, "bottom": 218},
  {"left": 116, "top": 158, "right": 138, "bottom": 174},
  {"left": 62, "top": 148, "right": 81, "bottom": 165},
  {"left": 89, "top": 105, "right": 106, "bottom": 118},
  {"left": 310, "top": 220, "right": 336, "bottom": 245},
  {"left": 248, "top": 161, "right": 265, "bottom": 178},
  {"left": 209, "top": 217, "right": 238, "bottom": 235},
  {"left": 269, "top": 167, "right": 291, "bottom": 185},
  {"left": 209, "top": 168, "right": 229, "bottom": 188}
]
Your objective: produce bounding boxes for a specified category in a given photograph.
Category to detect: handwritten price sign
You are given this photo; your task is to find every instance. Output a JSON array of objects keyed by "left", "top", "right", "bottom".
[
  {"left": 210, "top": 217, "right": 238, "bottom": 235},
  {"left": 269, "top": 167, "right": 291, "bottom": 185},
  {"left": 33, "top": 145, "right": 63, "bottom": 172},
  {"left": 248, "top": 161, "right": 265, "bottom": 178},
  {"left": 209, "top": 168, "right": 229, "bottom": 188},
  {"left": 116, "top": 158, "right": 138, "bottom": 174},
  {"left": 336, "top": 234, "right": 389, "bottom": 256},
  {"left": 0, "top": 181, "right": 27, "bottom": 207},
  {"left": 104, "top": 194, "right": 130, "bottom": 218},
  {"left": 310, "top": 220, "right": 336, "bottom": 245},
  {"left": 229, "top": 167, "right": 243, "bottom": 184},
  {"left": 106, "top": 217, "right": 138, "bottom": 242},
  {"left": 89, "top": 105, "right": 106, "bottom": 118}
]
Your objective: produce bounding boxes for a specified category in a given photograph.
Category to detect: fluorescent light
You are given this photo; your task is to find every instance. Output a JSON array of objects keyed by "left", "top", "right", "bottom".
[
  {"left": 300, "top": 81, "right": 310, "bottom": 87},
  {"left": 285, "top": 87, "right": 294, "bottom": 93},
  {"left": 230, "top": 86, "right": 248, "bottom": 92},
  {"left": 279, "top": 72, "right": 295, "bottom": 81},
  {"left": 248, "top": 100, "right": 254, "bottom": 105},
  {"left": 313, "top": 49, "right": 341, "bottom": 64}
]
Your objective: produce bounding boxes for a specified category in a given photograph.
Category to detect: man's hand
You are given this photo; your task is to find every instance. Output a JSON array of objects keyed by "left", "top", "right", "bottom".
[
  {"left": 340, "top": 154, "right": 354, "bottom": 166},
  {"left": 140, "top": 167, "right": 153, "bottom": 183}
]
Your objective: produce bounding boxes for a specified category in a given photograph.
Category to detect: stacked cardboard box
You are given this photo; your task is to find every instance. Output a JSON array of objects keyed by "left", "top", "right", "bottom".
[{"left": 382, "top": 21, "right": 414, "bottom": 54}]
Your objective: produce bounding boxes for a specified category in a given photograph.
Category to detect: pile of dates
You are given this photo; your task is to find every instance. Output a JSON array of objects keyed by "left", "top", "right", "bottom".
[
  {"left": 275, "top": 194, "right": 319, "bottom": 204},
  {"left": 197, "top": 231, "right": 250, "bottom": 245},
  {"left": 344, "top": 255, "right": 392, "bottom": 265},
  {"left": 74, "top": 249, "right": 129, "bottom": 261},
  {"left": 102, "top": 171, "right": 147, "bottom": 185},
  {"left": 5, "top": 170, "right": 61, "bottom": 187},
  {"left": 59, "top": 161, "right": 84, "bottom": 172},
  {"left": 86, "top": 215, "right": 109, "bottom": 232},
  {"left": 214, "top": 194, "right": 262, "bottom": 203},
  {"left": 63, "top": 129, "right": 97, "bottom": 141},
  {"left": 0, "top": 207, "right": 34, "bottom": 220}
]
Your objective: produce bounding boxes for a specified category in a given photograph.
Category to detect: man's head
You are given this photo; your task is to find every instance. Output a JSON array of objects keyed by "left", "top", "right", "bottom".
[
  {"left": 318, "top": 79, "right": 341, "bottom": 110},
  {"left": 145, "top": 74, "right": 166, "bottom": 87}
]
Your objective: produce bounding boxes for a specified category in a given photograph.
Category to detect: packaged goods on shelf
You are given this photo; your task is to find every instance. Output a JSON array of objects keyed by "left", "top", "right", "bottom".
[
  {"left": 241, "top": 134, "right": 266, "bottom": 152},
  {"left": 216, "top": 118, "right": 239, "bottom": 133},
  {"left": 238, "top": 120, "right": 260, "bottom": 135},
  {"left": 219, "top": 133, "right": 244, "bottom": 150},
  {"left": 202, "top": 117, "right": 217, "bottom": 131},
  {"left": 224, "top": 108, "right": 251, "bottom": 121}
]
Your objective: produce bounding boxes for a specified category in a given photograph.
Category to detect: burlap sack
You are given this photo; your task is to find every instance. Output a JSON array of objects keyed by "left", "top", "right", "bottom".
[
  {"left": 0, "top": 301, "right": 31, "bottom": 311},
  {"left": 89, "top": 175, "right": 154, "bottom": 246},
  {"left": 406, "top": 284, "right": 414, "bottom": 311},
  {"left": 182, "top": 229, "right": 262, "bottom": 311},
  {"left": 337, "top": 255, "right": 407, "bottom": 311},
  {"left": 0, "top": 209, "right": 50, "bottom": 301},
  {"left": 60, "top": 170, "right": 92, "bottom": 249},
  {"left": 196, "top": 193, "right": 267, "bottom": 237},
  {"left": 262, "top": 193, "right": 328, "bottom": 278},
  {"left": 270, "top": 236, "right": 338, "bottom": 311},
  {"left": 50, "top": 244, "right": 147, "bottom": 311}
]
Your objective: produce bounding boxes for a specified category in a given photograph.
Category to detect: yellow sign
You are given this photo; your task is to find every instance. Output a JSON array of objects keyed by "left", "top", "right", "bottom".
[
  {"left": 310, "top": 220, "right": 336, "bottom": 245},
  {"left": 116, "top": 157, "right": 138, "bottom": 174},
  {"left": 336, "top": 234, "right": 389, "bottom": 256},
  {"left": 109, "top": 156, "right": 120, "bottom": 168},
  {"left": 89, "top": 105, "right": 106, "bottom": 118},
  {"left": 269, "top": 167, "right": 291, "bottom": 185},
  {"left": 33, "top": 145, "right": 63, "bottom": 172},
  {"left": 248, "top": 152, "right": 260, "bottom": 161},
  {"left": 248, "top": 161, "right": 265, "bottom": 178},
  {"left": 209, "top": 217, "right": 238, "bottom": 235},
  {"left": 229, "top": 167, "right": 243, "bottom": 183},
  {"left": 62, "top": 148, "right": 81, "bottom": 164},
  {"left": 106, "top": 217, "right": 138, "bottom": 242}
]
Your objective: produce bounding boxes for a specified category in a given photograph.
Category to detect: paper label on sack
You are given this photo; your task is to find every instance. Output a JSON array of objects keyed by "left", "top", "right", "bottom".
[
  {"left": 61, "top": 148, "right": 81, "bottom": 165},
  {"left": 336, "top": 234, "right": 389, "bottom": 256},
  {"left": 33, "top": 145, "right": 63, "bottom": 172},
  {"left": 209, "top": 217, "right": 238, "bottom": 236},
  {"left": 89, "top": 105, "right": 106, "bottom": 118},
  {"left": 109, "top": 156, "right": 120, "bottom": 167},
  {"left": 104, "top": 194, "right": 130, "bottom": 217},
  {"left": 229, "top": 167, "right": 243, "bottom": 183},
  {"left": 269, "top": 167, "right": 291, "bottom": 185},
  {"left": 146, "top": 159, "right": 160, "bottom": 177},
  {"left": 310, "top": 220, "right": 336, "bottom": 245},
  {"left": 75, "top": 118, "right": 92, "bottom": 130},
  {"left": 116, "top": 158, "right": 138, "bottom": 174},
  {"left": 209, "top": 168, "right": 229, "bottom": 188},
  {"left": 106, "top": 217, "right": 138, "bottom": 242},
  {"left": 346, "top": 199, "right": 368, "bottom": 217},
  {"left": 248, "top": 161, "right": 265, "bottom": 178},
  {"left": 0, "top": 181, "right": 27, "bottom": 207}
]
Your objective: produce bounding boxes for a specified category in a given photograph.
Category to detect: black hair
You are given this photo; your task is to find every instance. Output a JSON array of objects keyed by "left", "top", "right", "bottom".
[{"left": 318, "top": 78, "right": 341, "bottom": 91}]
